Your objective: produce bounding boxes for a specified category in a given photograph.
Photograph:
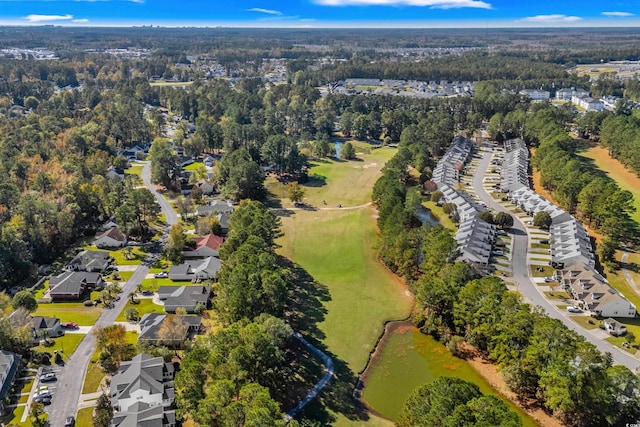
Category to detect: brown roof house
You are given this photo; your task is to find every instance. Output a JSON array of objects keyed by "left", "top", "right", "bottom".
[{"left": 94, "top": 227, "right": 127, "bottom": 249}]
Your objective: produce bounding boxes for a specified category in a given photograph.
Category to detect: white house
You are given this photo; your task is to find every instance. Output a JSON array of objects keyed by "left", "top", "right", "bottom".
[
  {"left": 110, "top": 354, "right": 175, "bottom": 412},
  {"left": 94, "top": 227, "right": 126, "bottom": 248},
  {"left": 519, "top": 89, "right": 550, "bottom": 101}
]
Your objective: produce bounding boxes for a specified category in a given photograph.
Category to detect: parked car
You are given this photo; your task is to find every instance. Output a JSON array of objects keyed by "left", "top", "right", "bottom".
[
  {"left": 64, "top": 416, "right": 75, "bottom": 427},
  {"left": 34, "top": 390, "right": 51, "bottom": 399},
  {"left": 33, "top": 395, "right": 51, "bottom": 404},
  {"left": 37, "top": 385, "right": 49, "bottom": 392},
  {"left": 154, "top": 271, "right": 168, "bottom": 279},
  {"left": 540, "top": 239, "right": 549, "bottom": 244},
  {"left": 491, "top": 250, "right": 505, "bottom": 256},
  {"left": 544, "top": 277, "right": 554, "bottom": 282},
  {"left": 141, "top": 290, "right": 154, "bottom": 296},
  {"left": 39, "top": 372, "right": 56, "bottom": 382},
  {"left": 61, "top": 322, "right": 78, "bottom": 329},
  {"left": 567, "top": 306, "right": 582, "bottom": 313}
]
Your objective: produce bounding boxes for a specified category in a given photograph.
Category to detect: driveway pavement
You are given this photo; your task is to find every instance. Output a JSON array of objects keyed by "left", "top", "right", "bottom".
[{"left": 471, "top": 144, "right": 640, "bottom": 370}]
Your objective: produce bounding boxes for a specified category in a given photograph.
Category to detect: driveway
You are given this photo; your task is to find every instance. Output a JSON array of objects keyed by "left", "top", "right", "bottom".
[
  {"left": 46, "top": 263, "right": 150, "bottom": 426},
  {"left": 471, "top": 144, "right": 640, "bottom": 370}
]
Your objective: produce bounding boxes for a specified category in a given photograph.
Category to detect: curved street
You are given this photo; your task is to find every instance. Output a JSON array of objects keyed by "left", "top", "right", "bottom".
[
  {"left": 141, "top": 161, "right": 178, "bottom": 225},
  {"left": 471, "top": 143, "right": 640, "bottom": 370}
]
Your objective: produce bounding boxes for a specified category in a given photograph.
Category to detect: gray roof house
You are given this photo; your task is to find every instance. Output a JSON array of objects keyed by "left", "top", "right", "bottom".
[
  {"left": 49, "top": 271, "right": 104, "bottom": 300},
  {"left": 111, "top": 402, "right": 176, "bottom": 427},
  {"left": 138, "top": 313, "right": 202, "bottom": 347},
  {"left": 455, "top": 215, "right": 496, "bottom": 266},
  {"left": 31, "top": 316, "right": 63, "bottom": 341},
  {"left": 197, "top": 200, "right": 234, "bottom": 217},
  {"left": 66, "top": 250, "right": 112, "bottom": 272},
  {"left": 110, "top": 354, "right": 175, "bottom": 413},
  {"left": 0, "top": 350, "right": 19, "bottom": 414},
  {"left": 157, "top": 285, "right": 211, "bottom": 313},
  {"left": 168, "top": 257, "right": 221, "bottom": 282}
]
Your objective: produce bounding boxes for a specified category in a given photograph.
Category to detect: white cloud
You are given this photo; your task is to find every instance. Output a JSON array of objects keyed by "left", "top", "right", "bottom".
[
  {"left": 246, "top": 7, "right": 283, "bottom": 15},
  {"left": 602, "top": 11, "right": 634, "bottom": 17},
  {"left": 520, "top": 14, "right": 582, "bottom": 23},
  {"left": 24, "top": 14, "right": 73, "bottom": 22},
  {"left": 313, "top": 0, "right": 491, "bottom": 9},
  {"left": 72, "top": 18, "right": 90, "bottom": 22}
]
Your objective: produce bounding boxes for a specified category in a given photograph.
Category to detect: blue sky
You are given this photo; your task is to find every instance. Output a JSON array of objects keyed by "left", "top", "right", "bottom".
[{"left": 1, "top": 0, "right": 639, "bottom": 27}]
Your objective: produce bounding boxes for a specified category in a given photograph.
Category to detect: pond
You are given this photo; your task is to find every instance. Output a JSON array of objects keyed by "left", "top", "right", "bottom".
[
  {"left": 360, "top": 323, "right": 538, "bottom": 426},
  {"left": 415, "top": 206, "right": 439, "bottom": 226},
  {"left": 334, "top": 141, "right": 342, "bottom": 158}
]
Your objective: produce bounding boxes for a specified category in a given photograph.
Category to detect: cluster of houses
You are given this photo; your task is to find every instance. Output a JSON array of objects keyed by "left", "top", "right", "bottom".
[
  {"left": 519, "top": 87, "right": 607, "bottom": 112},
  {"left": 48, "top": 250, "right": 110, "bottom": 301},
  {"left": 330, "top": 78, "right": 474, "bottom": 98},
  {"left": 432, "top": 136, "right": 497, "bottom": 267},
  {"left": 500, "top": 138, "right": 637, "bottom": 319},
  {"left": 110, "top": 354, "right": 176, "bottom": 427}
]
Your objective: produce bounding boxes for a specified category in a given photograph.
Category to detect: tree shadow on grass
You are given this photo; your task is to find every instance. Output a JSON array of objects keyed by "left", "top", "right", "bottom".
[
  {"left": 302, "top": 174, "right": 327, "bottom": 188},
  {"left": 280, "top": 258, "right": 373, "bottom": 425}
]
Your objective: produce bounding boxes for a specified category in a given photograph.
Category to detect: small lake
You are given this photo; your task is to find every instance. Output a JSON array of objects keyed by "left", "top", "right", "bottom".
[
  {"left": 334, "top": 141, "right": 342, "bottom": 158},
  {"left": 360, "top": 323, "right": 538, "bottom": 426},
  {"left": 415, "top": 206, "right": 439, "bottom": 226}
]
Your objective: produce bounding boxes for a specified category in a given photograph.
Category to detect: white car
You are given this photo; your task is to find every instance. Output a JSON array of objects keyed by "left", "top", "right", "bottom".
[{"left": 567, "top": 306, "right": 582, "bottom": 313}]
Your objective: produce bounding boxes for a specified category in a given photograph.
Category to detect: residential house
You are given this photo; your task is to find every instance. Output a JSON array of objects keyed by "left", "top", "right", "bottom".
[
  {"left": 0, "top": 351, "right": 19, "bottom": 415},
  {"left": 603, "top": 318, "right": 628, "bottom": 336},
  {"left": 432, "top": 135, "right": 473, "bottom": 188},
  {"left": 455, "top": 215, "right": 496, "bottom": 266},
  {"left": 101, "top": 219, "right": 119, "bottom": 231},
  {"left": 168, "top": 257, "right": 221, "bottom": 282},
  {"left": 194, "top": 180, "right": 215, "bottom": 196},
  {"left": 216, "top": 212, "right": 231, "bottom": 235},
  {"left": 572, "top": 95, "right": 604, "bottom": 112},
  {"left": 106, "top": 166, "right": 125, "bottom": 180},
  {"left": 49, "top": 271, "right": 104, "bottom": 300},
  {"left": 138, "top": 313, "right": 202, "bottom": 347},
  {"left": 66, "top": 250, "right": 112, "bottom": 272},
  {"left": 94, "top": 227, "right": 127, "bottom": 248},
  {"left": 183, "top": 234, "right": 224, "bottom": 258},
  {"left": 31, "top": 316, "right": 63, "bottom": 341},
  {"left": 157, "top": 285, "right": 211, "bottom": 313},
  {"left": 197, "top": 199, "right": 234, "bottom": 217},
  {"left": 178, "top": 155, "right": 194, "bottom": 168},
  {"left": 110, "top": 354, "right": 175, "bottom": 413},
  {"left": 111, "top": 402, "right": 176, "bottom": 427},
  {"left": 560, "top": 262, "right": 637, "bottom": 318},
  {"left": 203, "top": 156, "right": 215, "bottom": 167},
  {"left": 500, "top": 138, "right": 529, "bottom": 192}
]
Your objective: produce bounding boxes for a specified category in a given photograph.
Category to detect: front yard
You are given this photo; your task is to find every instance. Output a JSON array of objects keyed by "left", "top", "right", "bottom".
[
  {"left": 34, "top": 333, "right": 85, "bottom": 359},
  {"left": 115, "top": 298, "right": 165, "bottom": 322},
  {"left": 33, "top": 303, "right": 102, "bottom": 326}
]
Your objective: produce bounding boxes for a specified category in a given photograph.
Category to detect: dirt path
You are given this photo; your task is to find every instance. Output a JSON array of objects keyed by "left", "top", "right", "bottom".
[{"left": 465, "top": 355, "right": 564, "bottom": 427}]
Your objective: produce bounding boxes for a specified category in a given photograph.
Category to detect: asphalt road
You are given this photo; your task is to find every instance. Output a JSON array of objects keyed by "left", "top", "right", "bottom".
[
  {"left": 471, "top": 143, "right": 640, "bottom": 370},
  {"left": 47, "top": 264, "right": 149, "bottom": 426},
  {"left": 141, "top": 161, "right": 178, "bottom": 225}
]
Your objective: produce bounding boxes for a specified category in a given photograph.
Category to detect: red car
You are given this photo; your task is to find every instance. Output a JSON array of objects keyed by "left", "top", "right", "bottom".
[{"left": 61, "top": 322, "right": 79, "bottom": 329}]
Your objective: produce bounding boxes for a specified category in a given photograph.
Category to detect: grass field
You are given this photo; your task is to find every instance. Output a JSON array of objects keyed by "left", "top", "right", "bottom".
[
  {"left": 580, "top": 145, "right": 640, "bottom": 225},
  {"left": 35, "top": 333, "right": 85, "bottom": 359},
  {"left": 361, "top": 326, "right": 537, "bottom": 426},
  {"left": 82, "top": 359, "right": 104, "bottom": 394},
  {"left": 421, "top": 200, "right": 456, "bottom": 230},
  {"left": 83, "top": 245, "right": 147, "bottom": 266},
  {"left": 33, "top": 303, "right": 102, "bottom": 326}
]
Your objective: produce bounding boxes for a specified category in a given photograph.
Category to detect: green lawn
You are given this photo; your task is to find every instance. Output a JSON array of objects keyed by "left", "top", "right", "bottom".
[
  {"left": 126, "top": 165, "right": 144, "bottom": 176},
  {"left": 115, "top": 298, "right": 165, "bottom": 321},
  {"left": 34, "top": 333, "right": 85, "bottom": 359},
  {"left": 544, "top": 291, "right": 571, "bottom": 300},
  {"left": 606, "top": 336, "right": 638, "bottom": 354},
  {"left": 570, "top": 315, "right": 599, "bottom": 330},
  {"left": 83, "top": 245, "right": 147, "bottom": 266},
  {"left": 76, "top": 407, "right": 94, "bottom": 427},
  {"left": 33, "top": 303, "right": 102, "bottom": 326},
  {"left": 140, "top": 277, "right": 176, "bottom": 290},
  {"left": 530, "top": 265, "right": 555, "bottom": 278},
  {"left": 82, "top": 358, "right": 104, "bottom": 394},
  {"left": 267, "top": 146, "right": 397, "bottom": 208},
  {"left": 604, "top": 264, "right": 640, "bottom": 311},
  {"left": 183, "top": 161, "right": 205, "bottom": 172}
]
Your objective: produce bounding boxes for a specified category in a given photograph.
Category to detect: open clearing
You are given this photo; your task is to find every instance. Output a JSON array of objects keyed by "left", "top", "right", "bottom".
[{"left": 580, "top": 145, "right": 640, "bottom": 225}]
